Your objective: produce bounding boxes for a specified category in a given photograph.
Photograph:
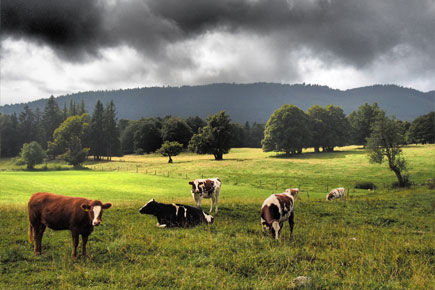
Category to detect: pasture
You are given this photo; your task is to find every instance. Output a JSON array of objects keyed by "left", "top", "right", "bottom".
[{"left": 0, "top": 146, "right": 434, "bottom": 288}]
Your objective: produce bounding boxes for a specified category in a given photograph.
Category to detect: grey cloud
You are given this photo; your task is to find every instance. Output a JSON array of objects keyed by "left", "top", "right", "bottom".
[{"left": 1, "top": 0, "right": 435, "bottom": 70}]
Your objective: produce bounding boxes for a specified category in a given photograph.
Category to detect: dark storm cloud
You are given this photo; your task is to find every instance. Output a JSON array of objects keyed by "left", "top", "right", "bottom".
[
  {"left": 1, "top": 0, "right": 434, "bottom": 69},
  {"left": 1, "top": 0, "right": 108, "bottom": 60}
]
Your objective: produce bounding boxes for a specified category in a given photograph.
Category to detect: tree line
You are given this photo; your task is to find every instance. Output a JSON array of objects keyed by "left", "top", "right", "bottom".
[{"left": 0, "top": 96, "right": 433, "bottom": 170}]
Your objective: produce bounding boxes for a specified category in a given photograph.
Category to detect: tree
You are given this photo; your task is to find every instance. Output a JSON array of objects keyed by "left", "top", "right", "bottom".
[
  {"left": 42, "top": 96, "right": 63, "bottom": 147},
  {"left": 133, "top": 118, "right": 163, "bottom": 153},
  {"left": 49, "top": 114, "right": 90, "bottom": 167},
  {"left": 19, "top": 105, "right": 39, "bottom": 144},
  {"left": 262, "top": 105, "right": 311, "bottom": 155},
  {"left": 89, "top": 101, "right": 105, "bottom": 160},
  {"left": 185, "top": 116, "right": 207, "bottom": 134},
  {"left": 366, "top": 114, "right": 410, "bottom": 187},
  {"left": 161, "top": 117, "right": 193, "bottom": 147},
  {"left": 188, "top": 111, "right": 234, "bottom": 160},
  {"left": 17, "top": 141, "right": 47, "bottom": 169},
  {"left": 348, "top": 103, "right": 384, "bottom": 146},
  {"left": 0, "top": 113, "right": 21, "bottom": 157},
  {"left": 157, "top": 141, "right": 183, "bottom": 163},
  {"left": 103, "top": 101, "right": 120, "bottom": 159},
  {"left": 407, "top": 112, "right": 434, "bottom": 144}
]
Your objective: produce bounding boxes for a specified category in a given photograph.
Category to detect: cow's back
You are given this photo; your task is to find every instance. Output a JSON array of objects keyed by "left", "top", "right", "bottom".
[{"left": 29, "top": 193, "right": 90, "bottom": 231}]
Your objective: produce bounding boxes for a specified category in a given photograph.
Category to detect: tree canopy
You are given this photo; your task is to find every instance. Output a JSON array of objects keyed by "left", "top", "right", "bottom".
[
  {"left": 157, "top": 141, "right": 183, "bottom": 163},
  {"left": 262, "top": 104, "right": 312, "bottom": 155},
  {"left": 17, "top": 141, "right": 47, "bottom": 169},
  {"left": 366, "top": 114, "right": 410, "bottom": 187},
  {"left": 188, "top": 111, "right": 234, "bottom": 160}
]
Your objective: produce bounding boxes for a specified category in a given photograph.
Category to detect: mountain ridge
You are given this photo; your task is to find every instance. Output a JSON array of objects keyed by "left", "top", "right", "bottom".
[{"left": 1, "top": 83, "right": 433, "bottom": 122}]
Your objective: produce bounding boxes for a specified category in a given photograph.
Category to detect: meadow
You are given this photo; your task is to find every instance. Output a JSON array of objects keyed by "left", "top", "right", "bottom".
[{"left": 0, "top": 145, "right": 434, "bottom": 288}]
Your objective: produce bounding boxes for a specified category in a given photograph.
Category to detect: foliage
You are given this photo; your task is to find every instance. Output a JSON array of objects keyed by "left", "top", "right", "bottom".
[
  {"left": 185, "top": 116, "right": 206, "bottom": 134},
  {"left": 366, "top": 115, "right": 410, "bottom": 187},
  {"left": 188, "top": 111, "right": 234, "bottom": 160},
  {"left": 161, "top": 117, "right": 193, "bottom": 147},
  {"left": 42, "top": 95, "right": 63, "bottom": 146},
  {"left": 0, "top": 113, "right": 21, "bottom": 157},
  {"left": 157, "top": 141, "right": 183, "bottom": 163},
  {"left": 89, "top": 101, "right": 105, "bottom": 160},
  {"left": 133, "top": 118, "right": 163, "bottom": 153},
  {"left": 103, "top": 101, "right": 121, "bottom": 159},
  {"left": 348, "top": 103, "right": 384, "bottom": 146},
  {"left": 48, "top": 114, "right": 90, "bottom": 167},
  {"left": 262, "top": 104, "right": 312, "bottom": 155},
  {"left": 407, "top": 111, "right": 434, "bottom": 144},
  {"left": 16, "top": 141, "right": 47, "bottom": 169}
]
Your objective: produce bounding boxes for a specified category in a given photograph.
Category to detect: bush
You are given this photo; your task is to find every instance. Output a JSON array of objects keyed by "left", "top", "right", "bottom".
[
  {"left": 354, "top": 182, "right": 377, "bottom": 190},
  {"left": 17, "top": 141, "right": 47, "bottom": 169}
]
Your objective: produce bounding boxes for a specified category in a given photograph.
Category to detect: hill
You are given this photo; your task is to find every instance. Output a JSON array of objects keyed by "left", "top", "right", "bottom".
[{"left": 1, "top": 83, "right": 433, "bottom": 122}]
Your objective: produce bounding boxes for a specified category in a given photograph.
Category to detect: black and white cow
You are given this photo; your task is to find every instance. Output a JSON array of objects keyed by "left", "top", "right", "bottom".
[
  {"left": 326, "top": 187, "right": 346, "bottom": 200},
  {"left": 139, "top": 199, "right": 214, "bottom": 228},
  {"left": 188, "top": 178, "right": 221, "bottom": 213},
  {"left": 261, "top": 190, "right": 296, "bottom": 240}
]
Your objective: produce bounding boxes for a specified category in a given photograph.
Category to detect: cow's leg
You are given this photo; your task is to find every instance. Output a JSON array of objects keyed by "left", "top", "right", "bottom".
[
  {"left": 71, "top": 232, "right": 80, "bottom": 258},
  {"left": 289, "top": 211, "right": 295, "bottom": 237},
  {"left": 210, "top": 196, "right": 215, "bottom": 213},
  {"left": 34, "top": 224, "right": 46, "bottom": 255},
  {"left": 214, "top": 191, "right": 220, "bottom": 213},
  {"left": 81, "top": 234, "right": 89, "bottom": 257},
  {"left": 194, "top": 195, "right": 202, "bottom": 209}
]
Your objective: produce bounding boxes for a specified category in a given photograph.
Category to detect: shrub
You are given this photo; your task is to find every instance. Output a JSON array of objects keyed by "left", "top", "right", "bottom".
[{"left": 355, "top": 182, "right": 377, "bottom": 190}]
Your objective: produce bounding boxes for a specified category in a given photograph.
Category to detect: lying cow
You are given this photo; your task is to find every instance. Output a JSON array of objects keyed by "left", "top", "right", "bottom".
[
  {"left": 139, "top": 199, "right": 214, "bottom": 228},
  {"left": 28, "top": 192, "right": 112, "bottom": 258},
  {"left": 326, "top": 187, "right": 346, "bottom": 200},
  {"left": 261, "top": 190, "right": 297, "bottom": 240},
  {"left": 189, "top": 178, "right": 221, "bottom": 213}
]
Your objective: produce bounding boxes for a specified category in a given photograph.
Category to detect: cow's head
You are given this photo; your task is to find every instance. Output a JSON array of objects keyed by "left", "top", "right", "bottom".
[
  {"left": 81, "top": 201, "right": 112, "bottom": 226},
  {"left": 189, "top": 180, "right": 203, "bottom": 194},
  {"left": 189, "top": 180, "right": 214, "bottom": 194},
  {"left": 139, "top": 198, "right": 158, "bottom": 214},
  {"left": 326, "top": 193, "right": 334, "bottom": 201},
  {"left": 285, "top": 188, "right": 299, "bottom": 198},
  {"left": 202, "top": 212, "right": 214, "bottom": 224}
]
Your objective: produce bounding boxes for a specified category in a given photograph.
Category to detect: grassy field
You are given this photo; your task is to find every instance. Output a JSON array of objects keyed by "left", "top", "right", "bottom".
[{"left": 0, "top": 146, "right": 434, "bottom": 288}]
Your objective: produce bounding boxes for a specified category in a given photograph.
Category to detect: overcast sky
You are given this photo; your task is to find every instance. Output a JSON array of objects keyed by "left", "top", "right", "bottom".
[{"left": 1, "top": 0, "right": 434, "bottom": 105}]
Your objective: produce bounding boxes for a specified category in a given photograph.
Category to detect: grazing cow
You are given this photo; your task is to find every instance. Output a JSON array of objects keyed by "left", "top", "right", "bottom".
[
  {"left": 139, "top": 199, "right": 214, "bottom": 227},
  {"left": 188, "top": 178, "right": 222, "bottom": 213},
  {"left": 326, "top": 187, "right": 346, "bottom": 200},
  {"left": 261, "top": 190, "right": 297, "bottom": 240},
  {"left": 28, "top": 192, "right": 112, "bottom": 258},
  {"left": 285, "top": 188, "right": 300, "bottom": 199}
]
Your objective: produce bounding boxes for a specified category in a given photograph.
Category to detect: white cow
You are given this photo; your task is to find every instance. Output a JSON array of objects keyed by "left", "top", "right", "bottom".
[{"left": 326, "top": 188, "right": 346, "bottom": 200}]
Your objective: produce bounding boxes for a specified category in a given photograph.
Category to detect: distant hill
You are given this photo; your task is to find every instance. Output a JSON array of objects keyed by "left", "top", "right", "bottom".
[{"left": 1, "top": 83, "right": 434, "bottom": 122}]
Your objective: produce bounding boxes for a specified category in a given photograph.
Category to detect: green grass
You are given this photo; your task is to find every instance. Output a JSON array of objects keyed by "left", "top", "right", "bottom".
[{"left": 0, "top": 146, "right": 434, "bottom": 288}]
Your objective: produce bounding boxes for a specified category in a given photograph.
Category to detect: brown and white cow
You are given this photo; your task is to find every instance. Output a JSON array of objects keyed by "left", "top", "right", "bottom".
[
  {"left": 28, "top": 192, "right": 112, "bottom": 258},
  {"left": 188, "top": 178, "right": 221, "bottom": 213},
  {"left": 326, "top": 187, "right": 346, "bottom": 200},
  {"left": 261, "top": 190, "right": 297, "bottom": 240}
]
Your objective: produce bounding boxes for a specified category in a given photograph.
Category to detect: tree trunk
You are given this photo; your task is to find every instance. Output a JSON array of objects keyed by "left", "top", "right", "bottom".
[
  {"left": 168, "top": 156, "right": 173, "bottom": 163},
  {"left": 214, "top": 152, "right": 223, "bottom": 160},
  {"left": 391, "top": 165, "right": 405, "bottom": 187},
  {"left": 314, "top": 147, "right": 319, "bottom": 153}
]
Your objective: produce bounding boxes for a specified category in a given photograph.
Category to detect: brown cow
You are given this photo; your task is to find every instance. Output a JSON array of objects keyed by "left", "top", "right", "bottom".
[{"left": 28, "top": 192, "right": 112, "bottom": 258}]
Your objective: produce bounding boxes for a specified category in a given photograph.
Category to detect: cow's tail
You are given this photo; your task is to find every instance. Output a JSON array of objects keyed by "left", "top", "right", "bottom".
[{"left": 28, "top": 224, "right": 34, "bottom": 244}]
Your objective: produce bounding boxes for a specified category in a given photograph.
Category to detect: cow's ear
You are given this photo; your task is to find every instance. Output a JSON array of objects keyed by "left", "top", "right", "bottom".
[
  {"left": 81, "top": 204, "right": 91, "bottom": 211},
  {"left": 102, "top": 203, "right": 112, "bottom": 209},
  {"left": 188, "top": 181, "right": 193, "bottom": 185}
]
